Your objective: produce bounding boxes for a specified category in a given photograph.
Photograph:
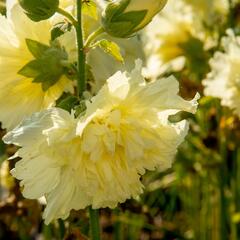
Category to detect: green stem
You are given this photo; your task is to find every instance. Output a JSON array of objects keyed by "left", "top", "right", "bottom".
[
  {"left": 57, "top": 5, "right": 86, "bottom": 98},
  {"left": 84, "top": 27, "right": 105, "bottom": 48},
  {"left": 76, "top": 0, "right": 86, "bottom": 98},
  {"left": 56, "top": 7, "right": 77, "bottom": 27},
  {"left": 113, "top": 208, "right": 123, "bottom": 240},
  {"left": 89, "top": 207, "right": 101, "bottom": 240},
  {"left": 58, "top": 219, "right": 65, "bottom": 239}
]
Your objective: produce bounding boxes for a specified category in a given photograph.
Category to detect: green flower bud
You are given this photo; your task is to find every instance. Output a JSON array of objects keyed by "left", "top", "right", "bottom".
[
  {"left": 102, "top": 0, "right": 168, "bottom": 38},
  {"left": 19, "top": 0, "right": 59, "bottom": 22}
]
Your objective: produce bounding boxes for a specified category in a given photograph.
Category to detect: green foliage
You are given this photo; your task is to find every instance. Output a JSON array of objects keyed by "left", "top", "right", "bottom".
[
  {"left": 56, "top": 93, "right": 79, "bottom": 113},
  {"left": 18, "top": 39, "right": 72, "bottom": 91},
  {"left": 93, "top": 39, "right": 124, "bottom": 62},
  {"left": 19, "top": 0, "right": 59, "bottom": 22},
  {"left": 51, "top": 22, "right": 72, "bottom": 41},
  {"left": 179, "top": 37, "right": 210, "bottom": 80}
]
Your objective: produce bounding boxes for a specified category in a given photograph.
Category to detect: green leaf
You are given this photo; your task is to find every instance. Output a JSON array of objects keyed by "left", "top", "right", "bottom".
[
  {"left": 56, "top": 95, "right": 79, "bottom": 112},
  {"left": 19, "top": 0, "right": 59, "bottom": 22},
  {"left": 94, "top": 39, "right": 124, "bottom": 62},
  {"left": 26, "top": 39, "right": 50, "bottom": 58},
  {"left": 82, "top": 0, "right": 98, "bottom": 20},
  {"left": 51, "top": 22, "right": 72, "bottom": 41},
  {"left": 51, "top": 26, "right": 65, "bottom": 41}
]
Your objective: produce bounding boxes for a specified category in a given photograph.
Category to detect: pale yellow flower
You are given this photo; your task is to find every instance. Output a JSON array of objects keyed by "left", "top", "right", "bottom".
[
  {"left": 3, "top": 61, "right": 199, "bottom": 224},
  {"left": 183, "top": 0, "right": 229, "bottom": 25},
  {"left": 0, "top": 4, "right": 74, "bottom": 130},
  {"left": 203, "top": 30, "right": 240, "bottom": 116},
  {"left": 142, "top": 0, "right": 195, "bottom": 79}
]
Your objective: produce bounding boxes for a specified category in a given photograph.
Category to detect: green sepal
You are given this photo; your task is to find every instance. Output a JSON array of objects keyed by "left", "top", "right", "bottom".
[
  {"left": 18, "top": 38, "right": 70, "bottom": 91},
  {"left": 63, "top": 63, "right": 78, "bottom": 81},
  {"left": 33, "top": 73, "right": 61, "bottom": 91},
  {"left": 114, "top": 10, "right": 147, "bottom": 23},
  {"left": 102, "top": 0, "right": 147, "bottom": 38},
  {"left": 25, "top": 39, "right": 50, "bottom": 58},
  {"left": 19, "top": 0, "right": 59, "bottom": 22},
  {"left": 104, "top": 0, "right": 130, "bottom": 21},
  {"left": 18, "top": 59, "right": 42, "bottom": 78}
]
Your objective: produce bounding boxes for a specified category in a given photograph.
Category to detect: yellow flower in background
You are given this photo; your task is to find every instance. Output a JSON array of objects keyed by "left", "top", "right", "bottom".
[
  {"left": 142, "top": 0, "right": 195, "bottom": 79},
  {"left": 0, "top": 4, "right": 74, "bottom": 130},
  {"left": 203, "top": 30, "right": 240, "bottom": 116},
  {"left": 183, "top": 0, "right": 229, "bottom": 24},
  {"left": 3, "top": 60, "right": 199, "bottom": 224}
]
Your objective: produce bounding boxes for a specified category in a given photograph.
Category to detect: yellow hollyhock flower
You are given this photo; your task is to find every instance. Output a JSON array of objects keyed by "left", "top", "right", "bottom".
[
  {"left": 3, "top": 61, "right": 199, "bottom": 224},
  {"left": 203, "top": 30, "right": 240, "bottom": 116},
  {"left": 183, "top": 0, "right": 229, "bottom": 24},
  {"left": 0, "top": 4, "right": 74, "bottom": 130},
  {"left": 142, "top": 0, "right": 195, "bottom": 79}
]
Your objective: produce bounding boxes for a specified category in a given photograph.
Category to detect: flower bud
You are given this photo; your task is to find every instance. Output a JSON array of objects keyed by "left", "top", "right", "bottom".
[
  {"left": 102, "top": 0, "right": 168, "bottom": 38},
  {"left": 19, "top": 0, "right": 59, "bottom": 22}
]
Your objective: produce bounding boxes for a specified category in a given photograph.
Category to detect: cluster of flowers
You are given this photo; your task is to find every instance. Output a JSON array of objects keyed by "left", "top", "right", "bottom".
[
  {"left": 144, "top": 0, "right": 240, "bottom": 117},
  {"left": 0, "top": 0, "right": 202, "bottom": 224}
]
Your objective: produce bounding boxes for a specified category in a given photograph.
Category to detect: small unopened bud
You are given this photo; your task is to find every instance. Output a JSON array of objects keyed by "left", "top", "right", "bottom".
[
  {"left": 102, "top": 0, "right": 168, "bottom": 38},
  {"left": 19, "top": 0, "right": 59, "bottom": 22}
]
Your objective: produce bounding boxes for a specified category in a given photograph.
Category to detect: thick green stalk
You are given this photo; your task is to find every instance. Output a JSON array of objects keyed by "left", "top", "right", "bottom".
[
  {"left": 76, "top": 0, "right": 86, "bottom": 98},
  {"left": 56, "top": 5, "right": 85, "bottom": 97},
  {"left": 89, "top": 207, "right": 101, "bottom": 240}
]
